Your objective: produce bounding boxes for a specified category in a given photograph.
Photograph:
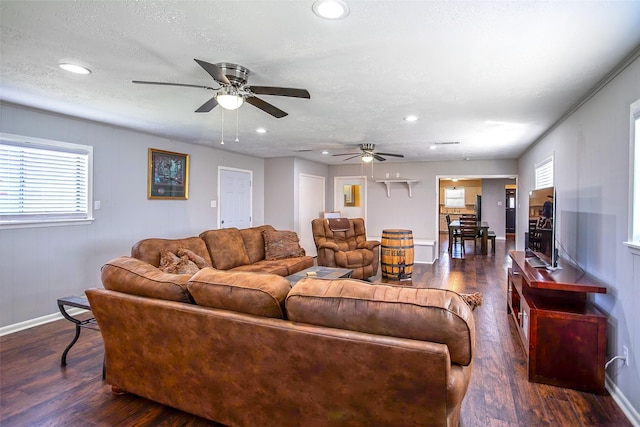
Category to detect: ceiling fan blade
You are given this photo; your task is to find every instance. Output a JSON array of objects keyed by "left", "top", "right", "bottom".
[
  {"left": 194, "top": 59, "right": 230, "bottom": 85},
  {"left": 195, "top": 96, "right": 218, "bottom": 113},
  {"left": 246, "top": 96, "right": 288, "bottom": 118},
  {"left": 248, "top": 86, "right": 310, "bottom": 99},
  {"left": 332, "top": 152, "right": 360, "bottom": 156},
  {"left": 132, "top": 80, "right": 216, "bottom": 90},
  {"left": 343, "top": 155, "right": 361, "bottom": 161},
  {"left": 376, "top": 152, "right": 405, "bottom": 158},
  {"left": 374, "top": 154, "right": 387, "bottom": 162}
]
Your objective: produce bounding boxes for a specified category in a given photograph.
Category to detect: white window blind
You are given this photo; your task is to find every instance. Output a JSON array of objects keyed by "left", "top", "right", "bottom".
[
  {"left": 444, "top": 188, "right": 465, "bottom": 208},
  {"left": 535, "top": 157, "right": 554, "bottom": 189},
  {"left": 0, "top": 133, "right": 92, "bottom": 225}
]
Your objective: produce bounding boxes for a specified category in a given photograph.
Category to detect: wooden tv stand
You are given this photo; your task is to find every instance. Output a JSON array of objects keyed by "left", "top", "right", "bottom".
[{"left": 507, "top": 250, "right": 607, "bottom": 394}]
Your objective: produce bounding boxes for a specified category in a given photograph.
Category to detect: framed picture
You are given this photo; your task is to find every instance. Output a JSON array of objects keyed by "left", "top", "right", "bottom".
[{"left": 148, "top": 148, "right": 189, "bottom": 199}]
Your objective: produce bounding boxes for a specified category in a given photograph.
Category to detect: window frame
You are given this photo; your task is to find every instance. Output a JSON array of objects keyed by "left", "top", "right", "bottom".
[
  {"left": 444, "top": 187, "right": 465, "bottom": 208},
  {"left": 0, "top": 133, "right": 94, "bottom": 229},
  {"left": 535, "top": 156, "right": 554, "bottom": 190},
  {"left": 626, "top": 99, "right": 640, "bottom": 250}
]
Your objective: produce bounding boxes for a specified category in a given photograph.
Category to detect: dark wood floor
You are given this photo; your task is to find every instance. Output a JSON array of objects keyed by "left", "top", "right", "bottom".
[{"left": 0, "top": 236, "right": 632, "bottom": 426}]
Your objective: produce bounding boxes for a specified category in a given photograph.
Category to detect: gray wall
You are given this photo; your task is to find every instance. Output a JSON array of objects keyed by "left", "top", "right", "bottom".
[
  {"left": 329, "top": 160, "right": 518, "bottom": 242},
  {"left": 0, "top": 103, "right": 265, "bottom": 327},
  {"left": 517, "top": 56, "right": 640, "bottom": 417},
  {"left": 264, "top": 157, "right": 330, "bottom": 233},
  {"left": 482, "top": 178, "right": 516, "bottom": 239}
]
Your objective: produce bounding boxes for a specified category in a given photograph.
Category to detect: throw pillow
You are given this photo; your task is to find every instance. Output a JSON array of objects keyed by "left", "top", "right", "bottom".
[
  {"left": 263, "top": 230, "right": 306, "bottom": 260},
  {"left": 177, "top": 247, "right": 211, "bottom": 269},
  {"left": 159, "top": 249, "right": 200, "bottom": 275}
]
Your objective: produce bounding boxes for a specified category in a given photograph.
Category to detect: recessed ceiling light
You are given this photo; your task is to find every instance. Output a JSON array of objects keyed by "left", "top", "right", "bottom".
[
  {"left": 312, "top": 0, "right": 349, "bottom": 20},
  {"left": 58, "top": 61, "right": 91, "bottom": 75},
  {"left": 321, "top": 150, "right": 329, "bottom": 155},
  {"left": 429, "top": 145, "right": 437, "bottom": 150},
  {"left": 404, "top": 115, "right": 418, "bottom": 122},
  {"left": 255, "top": 128, "right": 267, "bottom": 134}
]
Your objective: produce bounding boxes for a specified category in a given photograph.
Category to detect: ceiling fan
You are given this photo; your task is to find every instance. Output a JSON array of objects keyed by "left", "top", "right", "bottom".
[
  {"left": 133, "top": 59, "right": 310, "bottom": 118},
  {"left": 333, "top": 143, "right": 405, "bottom": 162}
]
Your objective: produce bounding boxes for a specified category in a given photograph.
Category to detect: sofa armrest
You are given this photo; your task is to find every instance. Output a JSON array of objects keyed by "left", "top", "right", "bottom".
[
  {"left": 357, "top": 240, "right": 380, "bottom": 250},
  {"left": 317, "top": 241, "right": 340, "bottom": 252}
]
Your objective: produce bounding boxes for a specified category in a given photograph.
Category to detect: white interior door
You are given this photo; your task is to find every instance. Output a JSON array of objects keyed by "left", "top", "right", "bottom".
[
  {"left": 334, "top": 176, "right": 366, "bottom": 221},
  {"left": 298, "top": 174, "right": 325, "bottom": 257},
  {"left": 219, "top": 167, "right": 252, "bottom": 229}
]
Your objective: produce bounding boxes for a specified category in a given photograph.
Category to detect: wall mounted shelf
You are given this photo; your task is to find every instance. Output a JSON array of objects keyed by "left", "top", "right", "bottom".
[{"left": 375, "top": 179, "right": 418, "bottom": 198}]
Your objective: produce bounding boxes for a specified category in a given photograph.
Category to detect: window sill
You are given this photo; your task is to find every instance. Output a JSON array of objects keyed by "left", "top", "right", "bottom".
[
  {"left": 0, "top": 218, "right": 95, "bottom": 230},
  {"left": 624, "top": 241, "right": 640, "bottom": 256}
]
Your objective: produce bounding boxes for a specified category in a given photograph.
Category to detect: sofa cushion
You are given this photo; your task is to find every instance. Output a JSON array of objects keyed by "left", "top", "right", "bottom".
[
  {"left": 131, "top": 237, "right": 212, "bottom": 267},
  {"left": 286, "top": 278, "right": 475, "bottom": 366},
  {"left": 199, "top": 228, "right": 251, "bottom": 270},
  {"left": 263, "top": 230, "right": 306, "bottom": 260},
  {"left": 101, "top": 256, "right": 193, "bottom": 303},
  {"left": 188, "top": 268, "right": 291, "bottom": 319},
  {"left": 240, "top": 225, "right": 275, "bottom": 264}
]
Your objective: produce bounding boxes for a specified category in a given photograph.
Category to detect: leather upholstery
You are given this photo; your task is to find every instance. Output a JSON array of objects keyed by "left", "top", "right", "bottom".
[
  {"left": 188, "top": 268, "right": 291, "bottom": 319},
  {"left": 312, "top": 218, "right": 380, "bottom": 280},
  {"left": 200, "top": 228, "right": 251, "bottom": 270},
  {"left": 87, "top": 281, "right": 474, "bottom": 427},
  {"left": 287, "top": 278, "right": 475, "bottom": 366},
  {"left": 131, "top": 236, "right": 212, "bottom": 267},
  {"left": 129, "top": 225, "right": 313, "bottom": 277},
  {"left": 101, "top": 256, "right": 193, "bottom": 303}
]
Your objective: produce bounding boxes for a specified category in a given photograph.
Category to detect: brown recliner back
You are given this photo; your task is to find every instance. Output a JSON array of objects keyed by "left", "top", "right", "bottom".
[{"left": 311, "top": 218, "right": 380, "bottom": 280}]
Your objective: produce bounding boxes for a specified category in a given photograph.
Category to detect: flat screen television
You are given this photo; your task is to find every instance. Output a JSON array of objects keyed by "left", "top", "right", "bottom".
[{"left": 526, "top": 186, "right": 558, "bottom": 268}]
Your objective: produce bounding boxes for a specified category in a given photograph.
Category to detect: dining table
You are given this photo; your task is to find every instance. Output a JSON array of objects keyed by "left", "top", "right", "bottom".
[{"left": 448, "top": 220, "right": 490, "bottom": 255}]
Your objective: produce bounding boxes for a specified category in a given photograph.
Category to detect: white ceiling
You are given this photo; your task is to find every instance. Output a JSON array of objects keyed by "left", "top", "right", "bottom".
[{"left": 1, "top": 1, "right": 640, "bottom": 164}]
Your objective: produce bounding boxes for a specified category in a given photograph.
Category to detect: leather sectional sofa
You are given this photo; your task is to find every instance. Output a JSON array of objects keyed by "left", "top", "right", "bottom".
[{"left": 90, "top": 225, "right": 475, "bottom": 426}]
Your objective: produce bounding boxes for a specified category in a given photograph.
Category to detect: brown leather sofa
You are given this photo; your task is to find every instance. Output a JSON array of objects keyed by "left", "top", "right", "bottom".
[
  {"left": 312, "top": 217, "right": 380, "bottom": 280},
  {"left": 127, "top": 225, "right": 314, "bottom": 277},
  {"left": 89, "top": 266, "right": 475, "bottom": 426}
]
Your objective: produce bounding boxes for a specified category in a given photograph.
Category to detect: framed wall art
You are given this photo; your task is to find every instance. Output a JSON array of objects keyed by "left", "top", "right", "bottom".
[{"left": 148, "top": 148, "right": 189, "bottom": 200}]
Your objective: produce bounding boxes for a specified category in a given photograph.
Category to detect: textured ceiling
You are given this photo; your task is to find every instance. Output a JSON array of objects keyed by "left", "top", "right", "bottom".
[{"left": 1, "top": 1, "right": 640, "bottom": 164}]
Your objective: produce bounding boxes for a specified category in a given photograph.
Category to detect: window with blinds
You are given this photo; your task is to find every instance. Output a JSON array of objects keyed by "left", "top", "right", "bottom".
[
  {"left": 0, "top": 133, "right": 93, "bottom": 226},
  {"left": 535, "top": 157, "right": 554, "bottom": 189},
  {"left": 444, "top": 188, "right": 465, "bottom": 208}
]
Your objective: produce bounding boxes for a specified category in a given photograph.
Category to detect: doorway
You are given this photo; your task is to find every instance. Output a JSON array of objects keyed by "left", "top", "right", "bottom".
[
  {"left": 506, "top": 188, "right": 516, "bottom": 233},
  {"left": 299, "top": 174, "right": 325, "bottom": 257},
  {"left": 218, "top": 167, "right": 252, "bottom": 229}
]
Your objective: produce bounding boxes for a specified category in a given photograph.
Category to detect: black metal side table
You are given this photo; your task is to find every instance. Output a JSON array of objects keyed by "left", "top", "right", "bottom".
[{"left": 57, "top": 295, "right": 99, "bottom": 367}]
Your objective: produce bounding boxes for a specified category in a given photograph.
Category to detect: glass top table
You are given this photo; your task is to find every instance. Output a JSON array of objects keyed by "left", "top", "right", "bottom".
[{"left": 286, "top": 266, "right": 353, "bottom": 286}]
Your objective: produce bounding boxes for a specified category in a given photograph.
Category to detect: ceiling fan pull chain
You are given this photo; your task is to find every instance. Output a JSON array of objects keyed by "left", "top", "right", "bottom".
[
  {"left": 220, "top": 109, "right": 225, "bottom": 145},
  {"left": 235, "top": 108, "right": 239, "bottom": 142}
]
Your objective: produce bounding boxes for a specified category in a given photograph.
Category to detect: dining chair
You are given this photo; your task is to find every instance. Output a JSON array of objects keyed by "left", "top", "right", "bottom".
[
  {"left": 459, "top": 218, "right": 479, "bottom": 255},
  {"left": 446, "top": 214, "right": 463, "bottom": 252}
]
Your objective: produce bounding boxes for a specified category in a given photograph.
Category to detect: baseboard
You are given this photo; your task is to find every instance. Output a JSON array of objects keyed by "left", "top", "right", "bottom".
[
  {"left": 606, "top": 374, "right": 640, "bottom": 426},
  {"left": 0, "top": 307, "right": 87, "bottom": 337}
]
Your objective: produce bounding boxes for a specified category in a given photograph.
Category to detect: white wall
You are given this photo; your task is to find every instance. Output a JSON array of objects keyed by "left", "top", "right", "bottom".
[
  {"left": 329, "top": 160, "right": 518, "bottom": 242},
  {"left": 517, "top": 56, "right": 640, "bottom": 420},
  {"left": 0, "top": 103, "right": 265, "bottom": 328}
]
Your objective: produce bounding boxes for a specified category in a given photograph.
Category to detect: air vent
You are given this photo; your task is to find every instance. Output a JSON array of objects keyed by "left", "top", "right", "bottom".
[
  {"left": 294, "top": 149, "right": 313, "bottom": 152},
  {"left": 433, "top": 141, "right": 460, "bottom": 145}
]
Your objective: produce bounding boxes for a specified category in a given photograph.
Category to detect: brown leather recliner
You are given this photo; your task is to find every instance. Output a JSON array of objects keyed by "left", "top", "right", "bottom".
[{"left": 311, "top": 217, "right": 380, "bottom": 280}]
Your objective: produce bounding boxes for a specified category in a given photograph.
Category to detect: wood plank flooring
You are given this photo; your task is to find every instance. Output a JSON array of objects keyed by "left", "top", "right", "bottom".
[{"left": 0, "top": 236, "right": 632, "bottom": 426}]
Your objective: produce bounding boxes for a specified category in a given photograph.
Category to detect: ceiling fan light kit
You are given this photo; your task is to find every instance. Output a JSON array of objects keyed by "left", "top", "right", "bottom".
[{"left": 216, "top": 87, "right": 244, "bottom": 110}]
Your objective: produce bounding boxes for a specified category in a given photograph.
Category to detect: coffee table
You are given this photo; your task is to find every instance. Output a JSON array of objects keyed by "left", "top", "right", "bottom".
[{"left": 286, "top": 266, "right": 353, "bottom": 286}]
